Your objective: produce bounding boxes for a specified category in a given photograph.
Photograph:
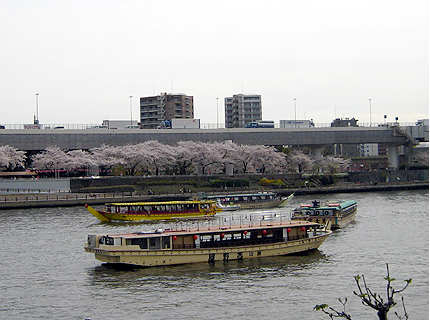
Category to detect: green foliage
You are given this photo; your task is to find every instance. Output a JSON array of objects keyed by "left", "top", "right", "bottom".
[
  {"left": 333, "top": 173, "right": 349, "bottom": 179},
  {"left": 136, "top": 179, "right": 210, "bottom": 188},
  {"left": 209, "top": 179, "right": 250, "bottom": 188},
  {"left": 259, "top": 178, "right": 286, "bottom": 186},
  {"left": 259, "top": 178, "right": 271, "bottom": 186},
  {"left": 314, "top": 304, "right": 329, "bottom": 311},
  {"left": 320, "top": 175, "right": 334, "bottom": 185}
]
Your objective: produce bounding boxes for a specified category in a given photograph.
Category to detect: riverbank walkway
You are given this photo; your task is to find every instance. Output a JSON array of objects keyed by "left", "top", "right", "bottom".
[{"left": 0, "top": 181, "right": 427, "bottom": 209}]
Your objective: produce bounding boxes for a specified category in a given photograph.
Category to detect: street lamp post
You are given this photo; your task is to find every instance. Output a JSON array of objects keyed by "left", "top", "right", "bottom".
[
  {"left": 129, "top": 96, "right": 133, "bottom": 126},
  {"left": 369, "top": 98, "right": 372, "bottom": 127},
  {"left": 216, "top": 97, "right": 219, "bottom": 129},
  {"left": 35, "top": 93, "right": 39, "bottom": 125},
  {"left": 293, "top": 98, "right": 297, "bottom": 128}
]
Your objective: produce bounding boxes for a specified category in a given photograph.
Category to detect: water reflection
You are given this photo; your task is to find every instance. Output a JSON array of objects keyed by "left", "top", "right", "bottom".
[{"left": 86, "top": 249, "right": 327, "bottom": 287}]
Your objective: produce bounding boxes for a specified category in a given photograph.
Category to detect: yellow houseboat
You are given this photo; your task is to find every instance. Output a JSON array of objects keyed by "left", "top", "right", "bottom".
[
  {"left": 85, "top": 219, "right": 332, "bottom": 267},
  {"left": 291, "top": 200, "right": 357, "bottom": 229},
  {"left": 85, "top": 200, "right": 220, "bottom": 222}
]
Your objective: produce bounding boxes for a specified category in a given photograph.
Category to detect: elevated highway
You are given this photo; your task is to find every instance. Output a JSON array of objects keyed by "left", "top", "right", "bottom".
[
  {"left": 0, "top": 126, "right": 419, "bottom": 170},
  {"left": 0, "top": 126, "right": 415, "bottom": 150}
]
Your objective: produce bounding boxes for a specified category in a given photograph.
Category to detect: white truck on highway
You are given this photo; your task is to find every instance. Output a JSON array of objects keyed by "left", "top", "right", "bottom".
[{"left": 159, "top": 119, "right": 200, "bottom": 129}]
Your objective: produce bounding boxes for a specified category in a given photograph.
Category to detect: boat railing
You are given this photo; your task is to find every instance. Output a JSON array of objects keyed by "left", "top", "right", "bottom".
[
  {"left": 172, "top": 244, "right": 194, "bottom": 249},
  {"left": 172, "top": 212, "right": 294, "bottom": 232}
]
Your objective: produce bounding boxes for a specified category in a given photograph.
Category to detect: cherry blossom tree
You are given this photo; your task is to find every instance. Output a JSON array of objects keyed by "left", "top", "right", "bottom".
[
  {"left": 187, "top": 141, "right": 223, "bottom": 175},
  {"left": 113, "top": 144, "right": 149, "bottom": 176},
  {"left": 170, "top": 141, "right": 200, "bottom": 175},
  {"left": 289, "top": 149, "right": 315, "bottom": 173},
  {"left": 66, "top": 149, "right": 97, "bottom": 175},
  {"left": 27, "top": 141, "right": 353, "bottom": 177},
  {"left": 141, "top": 140, "right": 176, "bottom": 175},
  {"left": 0, "top": 145, "right": 26, "bottom": 171},
  {"left": 252, "top": 145, "right": 287, "bottom": 173},
  {"left": 320, "top": 156, "right": 349, "bottom": 174},
  {"left": 90, "top": 144, "right": 122, "bottom": 176},
  {"left": 229, "top": 144, "right": 257, "bottom": 173},
  {"left": 31, "top": 146, "right": 69, "bottom": 177},
  {"left": 409, "top": 152, "right": 429, "bottom": 169},
  {"left": 212, "top": 140, "right": 238, "bottom": 174}
]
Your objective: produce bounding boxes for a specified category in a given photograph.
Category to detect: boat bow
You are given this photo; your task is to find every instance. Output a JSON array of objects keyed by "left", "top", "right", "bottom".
[{"left": 85, "top": 204, "right": 111, "bottom": 222}]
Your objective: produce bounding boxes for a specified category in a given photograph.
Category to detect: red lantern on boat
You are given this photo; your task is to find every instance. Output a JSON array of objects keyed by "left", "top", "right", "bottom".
[
  {"left": 287, "top": 228, "right": 291, "bottom": 232},
  {"left": 301, "top": 227, "right": 306, "bottom": 231},
  {"left": 220, "top": 233, "right": 225, "bottom": 238},
  {"left": 193, "top": 235, "right": 198, "bottom": 240},
  {"left": 172, "top": 236, "right": 177, "bottom": 241},
  {"left": 243, "top": 230, "right": 248, "bottom": 235},
  {"left": 262, "top": 230, "right": 267, "bottom": 235}
]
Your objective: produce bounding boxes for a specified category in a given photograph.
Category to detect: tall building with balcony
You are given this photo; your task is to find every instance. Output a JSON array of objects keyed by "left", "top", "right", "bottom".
[
  {"left": 140, "top": 93, "right": 194, "bottom": 129},
  {"left": 224, "top": 94, "right": 262, "bottom": 128}
]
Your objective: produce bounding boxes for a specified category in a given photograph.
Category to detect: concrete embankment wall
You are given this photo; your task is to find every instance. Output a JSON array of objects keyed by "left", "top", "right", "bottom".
[
  {"left": 69, "top": 170, "right": 428, "bottom": 192},
  {"left": 0, "top": 170, "right": 427, "bottom": 193},
  {"left": 347, "top": 170, "right": 428, "bottom": 183},
  {"left": 0, "top": 178, "right": 70, "bottom": 193}
]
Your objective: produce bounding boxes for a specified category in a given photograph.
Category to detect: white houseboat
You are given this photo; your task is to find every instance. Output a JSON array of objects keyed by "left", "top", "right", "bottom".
[
  {"left": 85, "top": 218, "right": 332, "bottom": 267},
  {"left": 204, "top": 192, "right": 294, "bottom": 210}
]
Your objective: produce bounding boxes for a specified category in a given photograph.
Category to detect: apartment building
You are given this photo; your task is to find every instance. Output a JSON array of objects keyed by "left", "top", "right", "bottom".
[
  {"left": 140, "top": 93, "right": 194, "bottom": 129},
  {"left": 224, "top": 94, "right": 262, "bottom": 128}
]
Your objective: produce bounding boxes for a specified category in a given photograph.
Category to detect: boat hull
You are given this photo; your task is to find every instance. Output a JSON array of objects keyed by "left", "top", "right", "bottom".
[
  {"left": 238, "top": 199, "right": 285, "bottom": 209},
  {"left": 85, "top": 233, "right": 330, "bottom": 267}
]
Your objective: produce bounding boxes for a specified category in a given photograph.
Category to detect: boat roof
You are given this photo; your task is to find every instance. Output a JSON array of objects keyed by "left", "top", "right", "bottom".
[
  {"left": 205, "top": 192, "right": 277, "bottom": 198},
  {"left": 103, "top": 220, "right": 321, "bottom": 239},
  {"left": 299, "top": 200, "right": 357, "bottom": 209},
  {"left": 106, "top": 200, "right": 216, "bottom": 206}
]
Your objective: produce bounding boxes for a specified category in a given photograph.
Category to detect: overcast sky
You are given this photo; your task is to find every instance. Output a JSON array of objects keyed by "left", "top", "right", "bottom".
[{"left": 1, "top": 0, "right": 428, "bottom": 126}]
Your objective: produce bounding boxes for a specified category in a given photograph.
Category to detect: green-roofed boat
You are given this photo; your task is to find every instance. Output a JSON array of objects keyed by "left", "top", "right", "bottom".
[{"left": 291, "top": 199, "right": 358, "bottom": 229}]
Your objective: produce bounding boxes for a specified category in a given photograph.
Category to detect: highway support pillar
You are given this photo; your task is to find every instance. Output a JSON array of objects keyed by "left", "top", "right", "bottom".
[{"left": 388, "top": 146, "right": 399, "bottom": 169}]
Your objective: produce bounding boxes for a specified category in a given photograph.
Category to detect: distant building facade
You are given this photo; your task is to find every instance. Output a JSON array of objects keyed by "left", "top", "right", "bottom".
[
  {"left": 140, "top": 93, "right": 194, "bottom": 129},
  {"left": 360, "top": 143, "right": 379, "bottom": 157},
  {"left": 225, "top": 94, "right": 262, "bottom": 128}
]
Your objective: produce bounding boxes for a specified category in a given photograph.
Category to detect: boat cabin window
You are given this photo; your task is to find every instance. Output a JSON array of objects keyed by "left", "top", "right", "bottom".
[
  {"left": 162, "top": 236, "right": 170, "bottom": 249},
  {"left": 201, "top": 235, "right": 213, "bottom": 242},
  {"left": 129, "top": 238, "right": 148, "bottom": 249},
  {"left": 149, "top": 237, "right": 161, "bottom": 250},
  {"left": 233, "top": 233, "right": 242, "bottom": 240},
  {"left": 222, "top": 233, "right": 232, "bottom": 241},
  {"left": 104, "top": 236, "right": 114, "bottom": 245}
]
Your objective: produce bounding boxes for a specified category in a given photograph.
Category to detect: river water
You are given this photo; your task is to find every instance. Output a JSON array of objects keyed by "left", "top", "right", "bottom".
[{"left": 0, "top": 190, "right": 428, "bottom": 320}]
